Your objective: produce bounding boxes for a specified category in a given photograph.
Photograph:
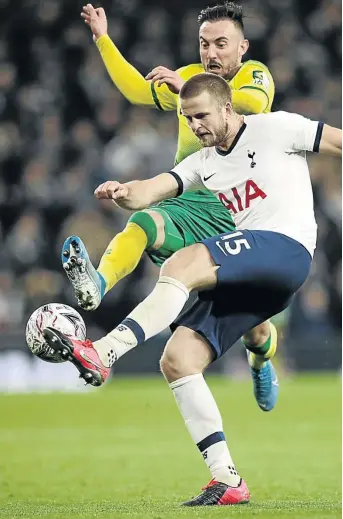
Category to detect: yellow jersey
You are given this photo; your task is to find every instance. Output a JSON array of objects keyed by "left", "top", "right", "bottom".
[
  {"left": 95, "top": 36, "right": 274, "bottom": 164},
  {"left": 150, "top": 61, "right": 274, "bottom": 164}
]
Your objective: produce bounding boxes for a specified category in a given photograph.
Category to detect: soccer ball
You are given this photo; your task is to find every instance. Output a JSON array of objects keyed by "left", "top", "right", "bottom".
[{"left": 26, "top": 303, "right": 86, "bottom": 363}]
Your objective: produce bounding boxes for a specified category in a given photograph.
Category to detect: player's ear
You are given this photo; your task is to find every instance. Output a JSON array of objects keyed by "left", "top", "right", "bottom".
[
  {"left": 225, "top": 101, "right": 233, "bottom": 116},
  {"left": 239, "top": 39, "right": 249, "bottom": 58}
]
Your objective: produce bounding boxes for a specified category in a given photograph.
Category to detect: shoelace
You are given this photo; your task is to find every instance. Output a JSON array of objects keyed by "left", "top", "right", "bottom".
[{"left": 252, "top": 364, "right": 271, "bottom": 398}]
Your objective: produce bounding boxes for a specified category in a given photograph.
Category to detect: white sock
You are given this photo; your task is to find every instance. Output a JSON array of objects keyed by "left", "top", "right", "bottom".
[
  {"left": 93, "top": 276, "right": 189, "bottom": 367},
  {"left": 169, "top": 374, "right": 240, "bottom": 486}
]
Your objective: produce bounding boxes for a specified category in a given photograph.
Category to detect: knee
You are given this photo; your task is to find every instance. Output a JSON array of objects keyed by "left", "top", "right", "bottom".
[
  {"left": 128, "top": 210, "right": 164, "bottom": 249},
  {"left": 160, "top": 327, "right": 214, "bottom": 382},
  {"left": 243, "top": 321, "right": 270, "bottom": 347},
  {"left": 160, "top": 349, "right": 186, "bottom": 383}
]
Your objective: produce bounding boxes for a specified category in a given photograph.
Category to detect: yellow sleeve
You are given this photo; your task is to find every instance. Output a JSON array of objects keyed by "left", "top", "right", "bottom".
[
  {"left": 150, "top": 81, "right": 178, "bottom": 111},
  {"left": 230, "top": 62, "right": 275, "bottom": 114},
  {"left": 96, "top": 34, "right": 155, "bottom": 106}
]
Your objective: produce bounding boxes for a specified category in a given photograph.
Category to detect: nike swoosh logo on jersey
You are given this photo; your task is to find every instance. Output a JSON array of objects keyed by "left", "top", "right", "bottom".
[{"left": 204, "top": 173, "right": 216, "bottom": 181}]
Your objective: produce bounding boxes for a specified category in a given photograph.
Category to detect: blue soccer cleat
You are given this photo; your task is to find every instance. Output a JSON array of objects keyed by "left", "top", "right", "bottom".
[
  {"left": 61, "top": 236, "right": 106, "bottom": 311},
  {"left": 248, "top": 356, "right": 279, "bottom": 412}
]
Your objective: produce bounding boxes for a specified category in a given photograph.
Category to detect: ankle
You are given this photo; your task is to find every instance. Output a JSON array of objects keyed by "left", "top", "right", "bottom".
[{"left": 213, "top": 466, "right": 240, "bottom": 487}]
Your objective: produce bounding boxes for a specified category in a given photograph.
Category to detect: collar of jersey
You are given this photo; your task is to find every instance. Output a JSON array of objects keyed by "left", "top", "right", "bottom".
[{"left": 215, "top": 122, "right": 247, "bottom": 156}]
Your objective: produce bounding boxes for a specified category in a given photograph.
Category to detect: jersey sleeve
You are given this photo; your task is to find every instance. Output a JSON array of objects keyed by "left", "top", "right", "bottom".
[
  {"left": 272, "top": 112, "right": 324, "bottom": 153},
  {"left": 96, "top": 35, "right": 155, "bottom": 106},
  {"left": 150, "top": 81, "right": 178, "bottom": 111},
  {"left": 231, "top": 62, "right": 275, "bottom": 113},
  {"left": 169, "top": 151, "right": 204, "bottom": 195}
]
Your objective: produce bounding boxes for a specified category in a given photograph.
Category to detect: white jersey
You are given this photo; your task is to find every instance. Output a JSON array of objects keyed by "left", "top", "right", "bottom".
[{"left": 171, "top": 111, "right": 322, "bottom": 256}]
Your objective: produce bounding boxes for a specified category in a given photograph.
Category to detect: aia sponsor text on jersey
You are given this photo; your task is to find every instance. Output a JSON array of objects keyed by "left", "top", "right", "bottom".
[{"left": 218, "top": 180, "right": 267, "bottom": 214}]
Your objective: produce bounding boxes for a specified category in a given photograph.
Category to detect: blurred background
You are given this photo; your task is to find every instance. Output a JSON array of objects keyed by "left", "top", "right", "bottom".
[{"left": 0, "top": 0, "right": 341, "bottom": 391}]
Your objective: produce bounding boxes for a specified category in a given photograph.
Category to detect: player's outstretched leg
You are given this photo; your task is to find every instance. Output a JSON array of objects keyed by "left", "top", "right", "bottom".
[
  {"left": 62, "top": 236, "right": 106, "bottom": 311},
  {"left": 42, "top": 327, "right": 110, "bottom": 386},
  {"left": 244, "top": 322, "right": 279, "bottom": 412},
  {"left": 61, "top": 211, "right": 168, "bottom": 310}
]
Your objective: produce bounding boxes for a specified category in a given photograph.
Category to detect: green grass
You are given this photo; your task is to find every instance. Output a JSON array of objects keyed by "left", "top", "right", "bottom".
[{"left": 0, "top": 375, "right": 341, "bottom": 519}]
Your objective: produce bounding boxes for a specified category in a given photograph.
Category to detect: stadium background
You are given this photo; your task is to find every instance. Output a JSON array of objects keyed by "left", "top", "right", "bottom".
[{"left": 0, "top": 0, "right": 341, "bottom": 388}]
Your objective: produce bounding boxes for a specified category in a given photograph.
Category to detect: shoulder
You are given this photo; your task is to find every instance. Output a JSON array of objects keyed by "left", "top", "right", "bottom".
[
  {"left": 240, "top": 60, "right": 273, "bottom": 76},
  {"left": 246, "top": 111, "right": 293, "bottom": 125},
  {"left": 177, "top": 63, "right": 204, "bottom": 80},
  {"left": 183, "top": 146, "right": 214, "bottom": 165},
  {"left": 244, "top": 112, "right": 288, "bottom": 136},
  {"left": 245, "top": 112, "right": 311, "bottom": 146},
  {"left": 232, "top": 60, "right": 274, "bottom": 88}
]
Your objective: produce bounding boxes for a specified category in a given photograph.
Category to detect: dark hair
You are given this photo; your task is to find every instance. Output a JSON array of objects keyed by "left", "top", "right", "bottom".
[
  {"left": 180, "top": 73, "right": 232, "bottom": 105},
  {"left": 198, "top": 2, "right": 244, "bottom": 32}
]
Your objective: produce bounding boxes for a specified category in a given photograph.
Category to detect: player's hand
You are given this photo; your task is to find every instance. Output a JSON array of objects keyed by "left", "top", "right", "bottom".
[
  {"left": 145, "top": 66, "right": 185, "bottom": 94},
  {"left": 81, "top": 4, "right": 108, "bottom": 42},
  {"left": 94, "top": 181, "right": 129, "bottom": 201}
]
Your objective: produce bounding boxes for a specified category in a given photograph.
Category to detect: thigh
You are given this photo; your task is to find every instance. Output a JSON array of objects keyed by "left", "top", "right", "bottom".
[
  {"left": 171, "top": 296, "right": 270, "bottom": 361},
  {"left": 145, "top": 208, "right": 186, "bottom": 266},
  {"left": 161, "top": 243, "right": 219, "bottom": 291},
  {"left": 202, "top": 230, "right": 312, "bottom": 313},
  {"left": 154, "top": 194, "right": 236, "bottom": 246}
]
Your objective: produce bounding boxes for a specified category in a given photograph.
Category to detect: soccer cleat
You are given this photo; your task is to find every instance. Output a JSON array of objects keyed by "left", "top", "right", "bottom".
[
  {"left": 42, "top": 327, "right": 110, "bottom": 386},
  {"left": 61, "top": 236, "right": 106, "bottom": 311},
  {"left": 249, "top": 358, "right": 279, "bottom": 412},
  {"left": 183, "top": 478, "right": 250, "bottom": 506}
]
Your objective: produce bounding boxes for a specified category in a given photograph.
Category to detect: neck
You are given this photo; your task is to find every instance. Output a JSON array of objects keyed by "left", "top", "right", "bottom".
[
  {"left": 217, "top": 114, "right": 244, "bottom": 151},
  {"left": 225, "top": 63, "right": 241, "bottom": 81}
]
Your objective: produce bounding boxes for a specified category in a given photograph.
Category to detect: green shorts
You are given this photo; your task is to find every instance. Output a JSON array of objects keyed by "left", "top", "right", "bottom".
[{"left": 147, "top": 190, "right": 235, "bottom": 266}]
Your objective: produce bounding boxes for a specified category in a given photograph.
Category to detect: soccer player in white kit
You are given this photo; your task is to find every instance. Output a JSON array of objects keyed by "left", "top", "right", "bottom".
[{"left": 44, "top": 73, "right": 342, "bottom": 506}]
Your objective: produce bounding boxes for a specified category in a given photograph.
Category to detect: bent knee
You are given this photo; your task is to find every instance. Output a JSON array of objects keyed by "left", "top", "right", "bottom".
[
  {"left": 160, "top": 327, "right": 213, "bottom": 383},
  {"left": 128, "top": 210, "right": 165, "bottom": 249},
  {"left": 243, "top": 321, "right": 270, "bottom": 347},
  {"left": 160, "top": 350, "right": 187, "bottom": 382}
]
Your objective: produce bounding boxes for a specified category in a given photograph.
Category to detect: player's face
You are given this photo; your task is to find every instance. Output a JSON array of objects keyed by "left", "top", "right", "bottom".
[
  {"left": 181, "top": 92, "right": 230, "bottom": 147},
  {"left": 199, "top": 20, "right": 249, "bottom": 80}
]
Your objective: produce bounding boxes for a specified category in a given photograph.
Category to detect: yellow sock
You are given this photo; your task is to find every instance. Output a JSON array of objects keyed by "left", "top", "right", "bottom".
[
  {"left": 248, "top": 322, "right": 278, "bottom": 369},
  {"left": 264, "top": 322, "right": 278, "bottom": 360},
  {"left": 97, "top": 222, "right": 148, "bottom": 293}
]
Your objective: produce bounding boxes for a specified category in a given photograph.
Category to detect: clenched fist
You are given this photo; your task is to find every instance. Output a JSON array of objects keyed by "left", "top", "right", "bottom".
[{"left": 94, "top": 181, "right": 129, "bottom": 201}]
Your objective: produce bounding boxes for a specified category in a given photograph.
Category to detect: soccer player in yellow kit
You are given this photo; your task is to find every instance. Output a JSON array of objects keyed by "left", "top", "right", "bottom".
[{"left": 63, "top": 2, "right": 278, "bottom": 411}]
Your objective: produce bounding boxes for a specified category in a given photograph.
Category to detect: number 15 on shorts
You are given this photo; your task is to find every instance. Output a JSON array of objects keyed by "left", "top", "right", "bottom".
[{"left": 216, "top": 231, "right": 251, "bottom": 256}]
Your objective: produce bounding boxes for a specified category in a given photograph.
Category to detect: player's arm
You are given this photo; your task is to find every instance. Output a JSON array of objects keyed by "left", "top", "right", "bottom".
[
  {"left": 96, "top": 35, "right": 155, "bottom": 106},
  {"left": 231, "top": 64, "right": 274, "bottom": 115},
  {"left": 318, "top": 124, "right": 342, "bottom": 157},
  {"left": 94, "top": 153, "right": 203, "bottom": 209},
  {"left": 94, "top": 175, "right": 180, "bottom": 210},
  {"left": 82, "top": 5, "right": 178, "bottom": 110}
]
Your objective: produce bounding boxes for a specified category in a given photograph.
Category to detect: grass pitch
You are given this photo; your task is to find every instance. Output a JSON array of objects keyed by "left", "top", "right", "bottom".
[{"left": 0, "top": 374, "right": 341, "bottom": 519}]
